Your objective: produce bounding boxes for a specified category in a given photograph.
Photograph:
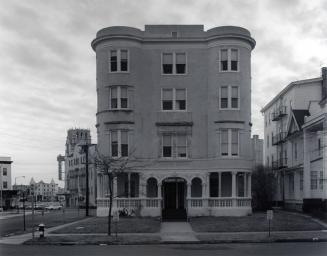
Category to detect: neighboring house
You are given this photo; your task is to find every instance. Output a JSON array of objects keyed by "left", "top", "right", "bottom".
[
  {"left": 62, "top": 129, "right": 97, "bottom": 207},
  {"left": 261, "top": 67, "right": 327, "bottom": 211},
  {"left": 251, "top": 135, "right": 263, "bottom": 168},
  {"left": 30, "top": 178, "right": 59, "bottom": 201},
  {"left": 91, "top": 25, "right": 256, "bottom": 218},
  {"left": 0, "top": 157, "right": 13, "bottom": 209}
]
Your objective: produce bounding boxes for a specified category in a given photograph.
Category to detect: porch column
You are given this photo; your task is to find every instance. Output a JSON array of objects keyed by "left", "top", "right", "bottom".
[
  {"left": 232, "top": 171, "right": 237, "bottom": 198},
  {"left": 303, "top": 129, "right": 310, "bottom": 199},
  {"left": 247, "top": 174, "right": 252, "bottom": 198},
  {"left": 157, "top": 182, "right": 162, "bottom": 199},
  {"left": 323, "top": 120, "right": 327, "bottom": 198},
  {"left": 205, "top": 173, "right": 210, "bottom": 197},
  {"left": 218, "top": 172, "right": 222, "bottom": 197},
  {"left": 187, "top": 182, "right": 191, "bottom": 198},
  {"left": 243, "top": 173, "right": 247, "bottom": 197},
  {"left": 113, "top": 176, "right": 117, "bottom": 198},
  {"left": 201, "top": 178, "right": 206, "bottom": 198}
]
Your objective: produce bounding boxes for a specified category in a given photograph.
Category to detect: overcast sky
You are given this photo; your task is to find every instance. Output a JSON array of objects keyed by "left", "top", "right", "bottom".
[{"left": 0, "top": 0, "right": 326, "bottom": 186}]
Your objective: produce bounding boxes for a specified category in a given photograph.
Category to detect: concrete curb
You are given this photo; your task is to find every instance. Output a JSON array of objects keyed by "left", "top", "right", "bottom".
[{"left": 23, "top": 237, "right": 327, "bottom": 246}]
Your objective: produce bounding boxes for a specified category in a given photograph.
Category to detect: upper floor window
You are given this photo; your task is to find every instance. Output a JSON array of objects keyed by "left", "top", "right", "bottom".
[
  {"left": 110, "top": 49, "right": 129, "bottom": 72},
  {"left": 219, "top": 48, "right": 239, "bottom": 72},
  {"left": 110, "top": 86, "right": 128, "bottom": 109},
  {"left": 220, "top": 129, "right": 239, "bottom": 157},
  {"left": 162, "top": 52, "right": 186, "bottom": 74},
  {"left": 162, "top": 88, "right": 186, "bottom": 111},
  {"left": 219, "top": 86, "right": 239, "bottom": 110},
  {"left": 3, "top": 181, "right": 7, "bottom": 189},
  {"left": 110, "top": 130, "right": 129, "bottom": 157},
  {"left": 310, "top": 170, "right": 317, "bottom": 190},
  {"left": 3, "top": 168, "right": 7, "bottom": 176},
  {"left": 162, "top": 134, "right": 187, "bottom": 158}
]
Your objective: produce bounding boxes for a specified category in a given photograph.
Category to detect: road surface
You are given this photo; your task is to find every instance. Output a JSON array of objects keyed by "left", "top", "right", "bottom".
[{"left": 0, "top": 242, "right": 326, "bottom": 256}]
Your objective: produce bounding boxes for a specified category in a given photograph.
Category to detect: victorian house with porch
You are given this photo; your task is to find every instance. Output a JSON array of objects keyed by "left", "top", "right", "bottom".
[
  {"left": 92, "top": 25, "right": 256, "bottom": 219},
  {"left": 261, "top": 67, "right": 327, "bottom": 212}
]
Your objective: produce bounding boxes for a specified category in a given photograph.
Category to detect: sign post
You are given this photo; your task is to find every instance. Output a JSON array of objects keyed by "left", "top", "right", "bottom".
[
  {"left": 113, "top": 211, "right": 119, "bottom": 241},
  {"left": 267, "top": 210, "right": 273, "bottom": 237}
]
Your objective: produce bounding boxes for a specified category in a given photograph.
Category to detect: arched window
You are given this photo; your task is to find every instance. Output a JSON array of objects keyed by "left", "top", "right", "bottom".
[
  {"left": 191, "top": 178, "right": 202, "bottom": 197},
  {"left": 146, "top": 178, "right": 158, "bottom": 198}
]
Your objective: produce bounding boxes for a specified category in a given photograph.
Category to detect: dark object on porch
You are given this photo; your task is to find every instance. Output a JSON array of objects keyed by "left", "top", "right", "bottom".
[
  {"left": 302, "top": 199, "right": 327, "bottom": 213},
  {"left": 162, "top": 209, "right": 187, "bottom": 221}
]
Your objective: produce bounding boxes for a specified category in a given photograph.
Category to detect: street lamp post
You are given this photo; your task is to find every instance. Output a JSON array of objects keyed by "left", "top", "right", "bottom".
[{"left": 15, "top": 176, "right": 25, "bottom": 212}]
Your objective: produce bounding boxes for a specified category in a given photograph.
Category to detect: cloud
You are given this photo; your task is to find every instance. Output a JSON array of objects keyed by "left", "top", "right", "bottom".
[{"left": 0, "top": 0, "right": 326, "bottom": 183}]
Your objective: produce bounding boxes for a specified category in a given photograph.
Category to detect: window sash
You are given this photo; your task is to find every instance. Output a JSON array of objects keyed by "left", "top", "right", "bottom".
[
  {"left": 110, "top": 49, "right": 128, "bottom": 72},
  {"left": 221, "top": 129, "right": 228, "bottom": 156},
  {"left": 110, "top": 50, "right": 117, "bottom": 72},
  {"left": 111, "top": 130, "right": 128, "bottom": 157},
  {"left": 231, "top": 129, "right": 239, "bottom": 156}
]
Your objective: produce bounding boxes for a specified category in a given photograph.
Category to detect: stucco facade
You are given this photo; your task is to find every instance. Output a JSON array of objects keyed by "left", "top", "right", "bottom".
[{"left": 92, "top": 25, "right": 256, "bottom": 218}]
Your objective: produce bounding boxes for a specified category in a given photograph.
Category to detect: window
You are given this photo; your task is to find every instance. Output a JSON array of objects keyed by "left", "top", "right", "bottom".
[
  {"left": 110, "top": 86, "right": 129, "bottom": 109},
  {"left": 3, "top": 181, "right": 7, "bottom": 189},
  {"left": 162, "top": 88, "right": 186, "bottom": 111},
  {"left": 294, "top": 142, "right": 298, "bottom": 160},
  {"left": 318, "top": 139, "right": 322, "bottom": 156},
  {"left": 231, "top": 129, "right": 239, "bottom": 156},
  {"left": 220, "top": 129, "right": 239, "bottom": 157},
  {"left": 319, "top": 171, "right": 323, "bottom": 190},
  {"left": 176, "top": 135, "right": 187, "bottom": 157},
  {"left": 162, "top": 52, "right": 186, "bottom": 74},
  {"left": 289, "top": 173, "right": 294, "bottom": 194},
  {"left": 267, "top": 135, "right": 269, "bottom": 148},
  {"left": 219, "top": 86, "right": 239, "bottom": 109},
  {"left": 162, "top": 89, "right": 173, "bottom": 110},
  {"left": 110, "top": 130, "right": 129, "bottom": 157},
  {"left": 162, "top": 134, "right": 188, "bottom": 158},
  {"left": 221, "top": 129, "right": 228, "bottom": 156},
  {"left": 219, "top": 48, "right": 239, "bottom": 72},
  {"left": 109, "top": 49, "right": 129, "bottom": 72},
  {"left": 162, "top": 134, "right": 172, "bottom": 157},
  {"left": 3, "top": 168, "right": 7, "bottom": 176},
  {"left": 310, "top": 171, "right": 318, "bottom": 190},
  {"left": 220, "top": 86, "right": 228, "bottom": 109}
]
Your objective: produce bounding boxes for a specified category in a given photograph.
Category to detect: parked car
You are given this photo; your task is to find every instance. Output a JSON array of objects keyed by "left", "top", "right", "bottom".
[{"left": 45, "top": 204, "right": 62, "bottom": 210}]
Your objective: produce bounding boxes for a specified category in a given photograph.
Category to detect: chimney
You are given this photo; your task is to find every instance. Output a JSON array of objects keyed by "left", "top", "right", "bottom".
[{"left": 322, "top": 67, "right": 327, "bottom": 100}]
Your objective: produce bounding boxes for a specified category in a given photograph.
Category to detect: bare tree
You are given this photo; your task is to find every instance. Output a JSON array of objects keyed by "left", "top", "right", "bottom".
[
  {"left": 252, "top": 165, "right": 277, "bottom": 211},
  {"left": 94, "top": 149, "right": 147, "bottom": 236}
]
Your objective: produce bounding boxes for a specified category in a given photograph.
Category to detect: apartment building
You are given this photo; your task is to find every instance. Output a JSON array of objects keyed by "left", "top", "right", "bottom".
[
  {"left": 92, "top": 25, "right": 256, "bottom": 218},
  {"left": 62, "top": 129, "right": 97, "bottom": 207},
  {"left": 261, "top": 67, "right": 327, "bottom": 211},
  {"left": 30, "top": 178, "right": 59, "bottom": 201}
]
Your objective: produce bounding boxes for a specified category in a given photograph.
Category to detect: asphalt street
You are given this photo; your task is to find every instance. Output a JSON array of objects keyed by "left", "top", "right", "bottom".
[{"left": 0, "top": 243, "right": 327, "bottom": 256}]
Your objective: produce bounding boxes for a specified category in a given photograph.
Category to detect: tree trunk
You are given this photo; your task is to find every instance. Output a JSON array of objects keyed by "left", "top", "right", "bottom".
[{"left": 108, "top": 174, "right": 113, "bottom": 236}]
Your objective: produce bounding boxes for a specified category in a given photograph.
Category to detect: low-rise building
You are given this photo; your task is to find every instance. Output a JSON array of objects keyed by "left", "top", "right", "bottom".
[
  {"left": 261, "top": 67, "right": 327, "bottom": 211},
  {"left": 0, "top": 157, "right": 13, "bottom": 209}
]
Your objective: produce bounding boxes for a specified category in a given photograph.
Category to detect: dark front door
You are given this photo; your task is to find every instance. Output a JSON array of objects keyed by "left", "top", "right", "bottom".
[{"left": 162, "top": 178, "right": 186, "bottom": 220}]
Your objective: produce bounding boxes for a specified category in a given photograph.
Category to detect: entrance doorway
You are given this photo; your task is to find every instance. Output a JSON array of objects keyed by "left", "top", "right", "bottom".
[{"left": 162, "top": 177, "right": 187, "bottom": 221}]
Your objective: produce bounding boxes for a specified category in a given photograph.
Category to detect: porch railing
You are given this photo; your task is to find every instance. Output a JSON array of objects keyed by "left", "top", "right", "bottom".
[{"left": 97, "top": 197, "right": 252, "bottom": 209}]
